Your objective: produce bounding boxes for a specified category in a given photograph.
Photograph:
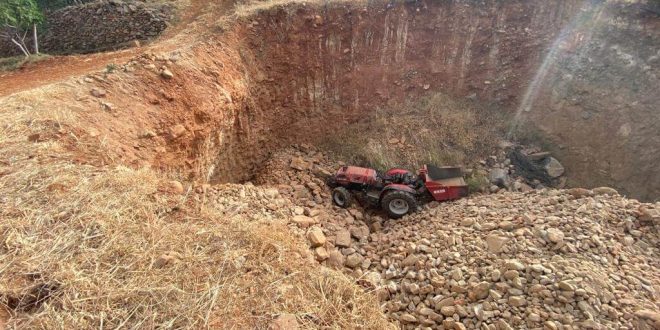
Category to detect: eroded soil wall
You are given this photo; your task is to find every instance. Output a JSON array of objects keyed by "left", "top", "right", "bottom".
[
  {"left": 238, "top": 0, "right": 580, "bottom": 137},
  {"left": 524, "top": 2, "right": 660, "bottom": 201},
  {"left": 83, "top": 0, "right": 657, "bottom": 200},
  {"left": 221, "top": 0, "right": 658, "bottom": 200},
  {"left": 205, "top": 0, "right": 582, "bottom": 180}
]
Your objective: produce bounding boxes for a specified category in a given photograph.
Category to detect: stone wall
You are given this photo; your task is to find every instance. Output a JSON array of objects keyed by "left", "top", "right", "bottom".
[{"left": 0, "top": 0, "right": 173, "bottom": 57}]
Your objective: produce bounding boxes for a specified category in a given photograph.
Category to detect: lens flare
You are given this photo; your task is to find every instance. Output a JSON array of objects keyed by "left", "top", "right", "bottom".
[{"left": 507, "top": 1, "right": 607, "bottom": 139}]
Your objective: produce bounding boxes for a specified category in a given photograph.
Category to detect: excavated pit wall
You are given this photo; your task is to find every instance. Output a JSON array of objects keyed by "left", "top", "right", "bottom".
[
  {"left": 523, "top": 2, "right": 660, "bottom": 201},
  {"left": 238, "top": 0, "right": 581, "bottom": 130},
  {"left": 203, "top": 0, "right": 583, "bottom": 183},
  {"left": 153, "top": 0, "right": 658, "bottom": 201}
]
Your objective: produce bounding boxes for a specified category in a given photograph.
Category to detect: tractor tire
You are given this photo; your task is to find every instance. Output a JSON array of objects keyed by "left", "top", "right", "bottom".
[
  {"left": 381, "top": 191, "right": 417, "bottom": 219},
  {"left": 332, "top": 187, "right": 353, "bottom": 208}
]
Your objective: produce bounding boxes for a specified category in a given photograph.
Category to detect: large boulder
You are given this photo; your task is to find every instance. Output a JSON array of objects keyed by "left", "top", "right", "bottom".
[
  {"left": 637, "top": 206, "right": 659, "bottom": 224},
  {"left": 489, "top": 168, "right": 510, "bottom": 188},
  {"left": 469, "top": 281, "right": 491, "bottom": 301},
  {"left": 543, "top": 157, "right": 565, "bottom": 178},
  {"left": 335, "top": 229, "right": 352, "bottom": 247},
  {"left": 509, "top": 148, "right": 564, "bottom": 184},
  {"left": 568, "top": 188, "right": 593, "bottom": 198},
  {"left": 485, "top": 234, "right": 509, "bottom": 253},
  {"left": 546, "top": 228, "right": 565, "bottom": 243},
  {"left": 326, "top": 250, "right": 345, "bottom": 268},
  {"left": 307, "top": 227, "right": 326, "bottom": 247},
  {"left": 345, "top": 253, "right": 364, "bottom": 269},
  {"left": 289, "top": 157, "right": 310, "bottom": 171},
  {"left": 291, "top": 215, "right": 316, "bottom": 227},
  {"left": 593, "top": 187, "right": 618, "bottom": 196}
]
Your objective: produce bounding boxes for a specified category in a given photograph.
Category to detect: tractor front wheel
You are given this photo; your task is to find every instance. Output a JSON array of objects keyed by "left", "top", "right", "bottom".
[
  {"left": 332, "top": 187, "right": 353, "bottom": 208},
  {"left": 381, "top": 191, "right": 417, "bottom": 219}
]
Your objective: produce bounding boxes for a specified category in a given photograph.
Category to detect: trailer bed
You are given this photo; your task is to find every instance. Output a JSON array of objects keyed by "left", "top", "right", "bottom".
[{"left": 423, "top": 164, "right": 468, "bottom": 201}]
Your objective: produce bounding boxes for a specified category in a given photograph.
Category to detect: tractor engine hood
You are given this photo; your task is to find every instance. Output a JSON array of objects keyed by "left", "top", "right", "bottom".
[{"left": 334, "top": 166, "right": 378, "bottom": 186}]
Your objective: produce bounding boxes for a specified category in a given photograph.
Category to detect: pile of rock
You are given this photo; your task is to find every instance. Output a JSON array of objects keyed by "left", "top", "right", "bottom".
[
  {"left": 358, "top": 189, "right": 658, "bottom": 329},
  {"left": 253, "top": 146, "right": 379, "bottom": 266},
  {"left": 469, "top": 143, "right": 567, "bottom": 194},
  {"left": 509, "top": 147, "right": 566, "bottom": 186},
  {"left": 0, "top": 0, "right": 174, "bottom": 57},
  {"left": 196, "top": 146, "right": 659, "bottom": 329},
  {"left": 44, "top": 0, "right": 173, "bottom": 54},
  {"left": 191, "top": 182, "right": 290, "bottom": 221}
]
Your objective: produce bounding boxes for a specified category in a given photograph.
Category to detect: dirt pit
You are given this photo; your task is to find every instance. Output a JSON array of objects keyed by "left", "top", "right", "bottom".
[
  {"left": 19, "top": 0, "right": 555, "bottom": 183},
  {"left": 12, "top": 0, "right": 652, "bottom": 201},
  {"left": 1, "top": 0, "right": 659, "bottom": 328}
]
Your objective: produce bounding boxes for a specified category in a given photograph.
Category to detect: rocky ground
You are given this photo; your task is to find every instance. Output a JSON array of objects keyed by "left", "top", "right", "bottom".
[{"left": 194, "top": 145, "right": 659, "bottom": 329}]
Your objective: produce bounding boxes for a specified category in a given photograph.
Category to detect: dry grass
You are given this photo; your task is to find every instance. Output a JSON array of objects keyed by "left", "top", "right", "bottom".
[
  {"left": 0, "top": 55, "right": 51, "bottom": 72},
  {"left": 234, "top": 0, "right": 364, "bottom": 17},
  {"left": 320, "top": 93, "right": 506, "bottom": 172},
  {"left": 0, "top": 87, "right": 390, "bottom": 329},
  {"left": 234, "top": 0, "right": 320, "bottom": 16},
  {"left": 0, "top": 0, "right": 398, "bottom": 327}
]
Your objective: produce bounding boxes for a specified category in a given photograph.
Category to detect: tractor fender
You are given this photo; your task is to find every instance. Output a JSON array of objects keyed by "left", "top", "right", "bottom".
[
  {"left": 385, "top": 168, "right": 413, "bottom": 177},
  {"left": 380, "top": 184, "right": 416, "bottom": 200}
]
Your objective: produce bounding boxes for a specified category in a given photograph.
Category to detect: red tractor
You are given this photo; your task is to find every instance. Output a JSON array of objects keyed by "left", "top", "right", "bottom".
[{"left": 328, "top": 164, "right": 468, "bottom": 218}]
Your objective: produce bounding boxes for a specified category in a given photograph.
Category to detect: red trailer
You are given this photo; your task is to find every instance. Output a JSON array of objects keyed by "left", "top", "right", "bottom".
[{"left": 419, "top": 165, "right": 469, "bottom": 201}]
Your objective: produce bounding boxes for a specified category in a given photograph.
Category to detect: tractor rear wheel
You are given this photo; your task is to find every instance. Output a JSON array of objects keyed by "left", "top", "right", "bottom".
[
  {"left": 332, "top": 187, "right": 352, "bottom": 208},
  {"left": 381, "top": 191, "right": 417, "bottom": 219}
]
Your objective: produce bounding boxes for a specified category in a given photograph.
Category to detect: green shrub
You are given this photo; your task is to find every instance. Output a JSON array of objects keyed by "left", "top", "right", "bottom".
[
  {"left": 0, "top": 54, "right": 50, "bottom": 72},
  {"left": 466, "top": 173, "right": 489, "bottom": 193},
  {"left": 105, "top": 63, "right": 118, "bottom": 73}
]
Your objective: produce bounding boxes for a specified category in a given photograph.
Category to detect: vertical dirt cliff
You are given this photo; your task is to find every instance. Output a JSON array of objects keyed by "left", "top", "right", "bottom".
[
  {"left": 522, "top": 2, "right": 660, "bottom": 201},
  {"left": 238, "top": 0, "right": 581, "bottom": 134},
  {"left": 204, "top": 0, "right": 584, "bottom": 181},
  {"left": 217, "top": 0, "right": 657, "bottom": 200}
]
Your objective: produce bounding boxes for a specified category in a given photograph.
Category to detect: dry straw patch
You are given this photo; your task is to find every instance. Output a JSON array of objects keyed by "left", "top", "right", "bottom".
[
  {"left": 0, "top": 90, "right": 390, "bottom": 328},
  {"left": 0, "top": 55, "right": 51, "bottom": 73},
  {"left": 235, "top": 0, "right": 323, "bottom": 16},
  {"left": 234, "top": 0, "right": 364, "bottom": 17}
]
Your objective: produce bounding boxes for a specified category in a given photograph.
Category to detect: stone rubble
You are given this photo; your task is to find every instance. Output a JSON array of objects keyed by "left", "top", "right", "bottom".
[
  {"left": 193, "top": 146, "right": 659, "bottom": 329},
  {"left": 0, "top": 0, "right": 173, "bottom": 57}
]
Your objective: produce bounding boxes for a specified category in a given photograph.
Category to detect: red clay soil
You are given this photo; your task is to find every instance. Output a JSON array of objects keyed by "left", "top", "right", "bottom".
[
  {"left": 0, "top": 0, "right": 577, "bottom": 184},
  {"left": 0, "top": 51, "right": 141, "bottom": 96}
]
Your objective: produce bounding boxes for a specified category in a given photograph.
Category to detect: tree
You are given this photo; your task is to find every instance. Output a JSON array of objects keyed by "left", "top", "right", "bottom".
[{"left": 0, "top": 0, "right": 44, "bottom": 57}]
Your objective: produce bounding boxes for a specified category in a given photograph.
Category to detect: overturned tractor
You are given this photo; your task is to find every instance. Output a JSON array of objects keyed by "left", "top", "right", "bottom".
[{"left": 328, "top": 164, "right": 468, "bottom": 218}]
